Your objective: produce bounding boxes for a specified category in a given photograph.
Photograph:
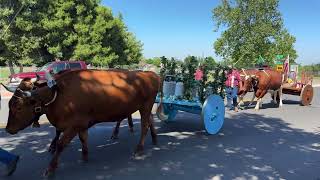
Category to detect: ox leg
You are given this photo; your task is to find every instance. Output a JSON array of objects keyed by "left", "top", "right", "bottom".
[
  {"left": 78, "top": 130, "right": 89, "bottom": 162},
  {"left": 273, "top": 91, "right": 278, "bottom": 104},
  {"left": 279, "top": 87, "right": 283, "bottom": 107},
  {"left": 135, "top": 103, "right": 154, "bottom": 155},
  {"left": 254, "top": 90, "right": 267, "bottom": 110},
  {"left": 48, "top": 130, "right": 62, "bottom": 154},
  {"left": 45, "top": 129, "right": 77, "bottom": 177},
  {"left": 248, "top": 93, "right": 256, "bottom": 106},
  {"left": 238, "top": 96, "right": 244, "bottom": 106},
  {"left": 111, "top": 121, "right": 121, "bottom": 140},
  {"left": 149, "top": 115, "right": 157, "bottom": 145},
  {"left": 128, "top": 115, "right": 134, "bottom": 133}
]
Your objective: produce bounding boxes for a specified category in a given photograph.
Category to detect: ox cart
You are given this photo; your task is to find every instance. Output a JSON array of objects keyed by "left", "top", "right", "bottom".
[
  {"left": 156, "top": 57, "right": 226, "bottom": 134},
  {"left": 281, "top": 71, "right": 314, "bottom": 106}
]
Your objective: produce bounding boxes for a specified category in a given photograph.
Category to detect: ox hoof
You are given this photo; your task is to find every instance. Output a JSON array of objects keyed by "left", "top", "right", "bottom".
[
  {"left": 48, "top": 147, "right": 56, "bottom": 154},
  {"left": 110, "top": 135, "right": 119, "bottom": 140},
  {"left": 48, "top": 145, "right": 57, "bottom": 154},
  {"left": 133, "top": 145, "right": 144, "bottom": 156},
  {"left": 82, "top": 156, "right": 89, "bottom": 163},
  {"left": 32, "top": 122, "right": 41, "bottom": 128},
  {"left": 129, "top": 128, "right": 134, "bottom": 134},
  {"left": 43, "top": 168, "right": 55, "bottom": 177}
]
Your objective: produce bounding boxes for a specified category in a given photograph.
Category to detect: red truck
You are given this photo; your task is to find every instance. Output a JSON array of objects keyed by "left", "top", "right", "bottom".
[{"left": 8, "top": 61, "right": 87, "bottom": 87}]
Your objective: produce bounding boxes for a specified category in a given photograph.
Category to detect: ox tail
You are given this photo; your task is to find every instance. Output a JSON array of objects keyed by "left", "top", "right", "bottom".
[{"left": 156, "top": 76, "right": 168, "bottom": 120}]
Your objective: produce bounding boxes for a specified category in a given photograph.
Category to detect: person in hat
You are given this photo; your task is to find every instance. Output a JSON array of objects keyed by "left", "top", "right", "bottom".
[{"left": 225, "top": 66, "right": 241, "bottom": 112}]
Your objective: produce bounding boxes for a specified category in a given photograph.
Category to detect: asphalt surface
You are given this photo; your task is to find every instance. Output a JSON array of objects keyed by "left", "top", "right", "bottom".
[{"left": 0, "top": 88, "right": 319, "bottom": 179}]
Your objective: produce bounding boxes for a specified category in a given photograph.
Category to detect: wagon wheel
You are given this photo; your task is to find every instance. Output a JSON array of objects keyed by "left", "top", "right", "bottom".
[
  {"left": 300, "top": 84, "right": 313, "bottom": 106},
  {"left": 156, "top": 103, "right": 177, "bottom": 122},
  {"left": 201, "top": 95, "right": 225, "bottom": 135}
]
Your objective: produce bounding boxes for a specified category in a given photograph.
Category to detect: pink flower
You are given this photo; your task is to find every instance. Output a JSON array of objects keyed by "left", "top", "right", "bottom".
[{"left": 194, "top": 69, "right": 203, "bottom": 81}]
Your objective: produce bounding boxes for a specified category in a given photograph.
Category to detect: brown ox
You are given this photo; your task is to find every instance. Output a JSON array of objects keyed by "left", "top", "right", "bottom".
[
  {"left": 238, "top": 68, "right": 259, "bottom": 106},
  {"left": 2, "top": 77, "right": 134, "bottom": 153},
  {"left": 239, "top": 69, "right": 283, "bottom": 110},
  {"left": 5, "top": 69, "right": 161, "bottom": 176}
]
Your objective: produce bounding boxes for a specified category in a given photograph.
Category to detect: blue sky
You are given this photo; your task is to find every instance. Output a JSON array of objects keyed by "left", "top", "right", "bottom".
[{"left": 102, "top": 0, "right": 320, "bottom": 65}]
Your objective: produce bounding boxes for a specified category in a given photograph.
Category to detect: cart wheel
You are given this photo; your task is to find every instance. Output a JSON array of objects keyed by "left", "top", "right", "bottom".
[
  {"left": 300, "top": 84, "right": 313, "bottom": 106},
  {"left": 156, "top": 103, "right": 177, "bottom": 122},
  {"left": 201, "top": 95, "right": 225, "bottom": 135}
]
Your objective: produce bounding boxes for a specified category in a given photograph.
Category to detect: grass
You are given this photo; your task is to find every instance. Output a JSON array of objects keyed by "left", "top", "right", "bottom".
[{"left": 0, "top": 66, "right": 36, "bottom": 83}]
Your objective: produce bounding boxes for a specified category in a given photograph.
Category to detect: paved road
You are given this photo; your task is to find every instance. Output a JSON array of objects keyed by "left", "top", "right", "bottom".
[{"left": 0, "top": 88, "right": 319, "bottom": 179}]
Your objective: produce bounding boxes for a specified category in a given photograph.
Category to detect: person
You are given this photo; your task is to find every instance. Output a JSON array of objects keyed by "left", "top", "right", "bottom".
[
  {"left": 0, "top": 148, "right": 20, "bottom": 176},
  {"left": 225, "top": 67, "right": 241, "bottom": 112}
]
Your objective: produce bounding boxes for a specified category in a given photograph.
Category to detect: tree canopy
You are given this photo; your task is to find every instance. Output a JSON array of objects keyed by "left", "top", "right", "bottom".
[
  {"left": 212, "top": 0, "right": 297, "bottom": 68},
  {"left": 0, "top": 0, "right": 143, "bottom": 68}
]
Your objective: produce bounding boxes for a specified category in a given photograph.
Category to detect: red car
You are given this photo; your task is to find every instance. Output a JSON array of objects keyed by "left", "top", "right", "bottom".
[{"left": 8, "top": 61, "right": 87, "bottom": 87}]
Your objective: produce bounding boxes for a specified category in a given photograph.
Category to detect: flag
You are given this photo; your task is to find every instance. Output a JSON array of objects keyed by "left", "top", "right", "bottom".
[{"left": 283, "top": 55, "right": 289, "bottom": 76}]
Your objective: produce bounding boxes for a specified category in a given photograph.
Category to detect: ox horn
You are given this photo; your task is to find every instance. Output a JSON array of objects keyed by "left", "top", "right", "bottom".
[
  {"left": 1, "top": 83, "right": 17, "bottom": 93},
  {"left": 45, "top": 71, "right": 56, "bottom": 88},
  {"left": 22, "top": 90, "right": 32, "bottom": 97}
]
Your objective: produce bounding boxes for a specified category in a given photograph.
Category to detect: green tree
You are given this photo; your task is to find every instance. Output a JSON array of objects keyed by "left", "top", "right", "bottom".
[
  {"left": 145, "top": 57, "right": 161, "bottom": 67},
  {"left": 1, "top": 0, "right": 143, "bottom": 70},
  {"left": 212, "top": 0, "right": 297, "bottom": 68},
  {"left": 0, "top": 0, "right": 48, "bottom": 73}
]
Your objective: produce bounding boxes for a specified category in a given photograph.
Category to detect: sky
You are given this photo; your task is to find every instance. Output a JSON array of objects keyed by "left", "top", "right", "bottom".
[{"left": 102, "top": 0, "right": 320, "bottom": 65}]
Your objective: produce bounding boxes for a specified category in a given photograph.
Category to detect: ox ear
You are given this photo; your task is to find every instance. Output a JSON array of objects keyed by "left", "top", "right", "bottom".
[
  {"left": 22, "top": 90, "right": 32, "bottom": 97},
  {"left": 1, "top": 83, "right": 17, "bottom": 93},
  {"left": 21, "top": 89, "right": 38, "bottom": 97}
]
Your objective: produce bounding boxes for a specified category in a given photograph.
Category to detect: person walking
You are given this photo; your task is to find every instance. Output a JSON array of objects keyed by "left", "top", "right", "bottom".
[
  {"left": 225, "top": 67, "right": 241, "bottom": 112},
  {"left": 0, "top": 148, "right": 19, "bottom": 176}
]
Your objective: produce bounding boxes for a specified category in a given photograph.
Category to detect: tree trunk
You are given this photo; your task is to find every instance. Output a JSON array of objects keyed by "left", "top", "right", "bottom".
[
  {"left": 8, "top": 61, "right": 15, "bottom": 75},
  {"left": 19, "top": 64, "right": 23, "bottom": 73}
]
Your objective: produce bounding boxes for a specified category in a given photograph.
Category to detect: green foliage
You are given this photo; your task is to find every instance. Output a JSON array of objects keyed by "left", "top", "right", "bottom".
[
  {"left": 301, "top": 63, "right": 320, "bottom": 76},
  {"left": 0, "top": 0, "right": 48, "bottom": 66},
  {"left": 159, "top": 56, "right": 178, "bottom": 81},
  {"left": 212, "top": 0, "right": 297, "bottom": 68},
  {"left": 182, "top": 56, "right": 198, "bottom": 100},
  {"left": 145, "top": 57, "right": 161, "bottom": 67},
  {"left": 0, "top": 0, "right": 143, "bottom": 68},
  {"left": 158, "top": 55, "right": 227, "bottom": 102}
]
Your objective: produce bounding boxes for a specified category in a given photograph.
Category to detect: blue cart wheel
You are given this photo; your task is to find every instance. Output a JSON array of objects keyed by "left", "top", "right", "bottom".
[
  {"left": 201, "top": 95, "right": 225, "bottom": 135},
  {"left": 156, "top": 103, "right": 177, "bottom": 122}
]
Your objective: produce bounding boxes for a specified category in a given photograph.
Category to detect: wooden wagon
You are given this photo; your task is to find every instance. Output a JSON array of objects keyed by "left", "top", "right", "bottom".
[
  {"left": 281, "top": 71, "right": 314, "bottom": 106},
  {"left": 272, "top": 71, "right": 314, "bottom": 106}
]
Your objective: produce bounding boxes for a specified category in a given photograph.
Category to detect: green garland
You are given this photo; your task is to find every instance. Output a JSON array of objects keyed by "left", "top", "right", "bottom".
[{"left": 160, "top": 56, "right": 229, "bottom": 102}]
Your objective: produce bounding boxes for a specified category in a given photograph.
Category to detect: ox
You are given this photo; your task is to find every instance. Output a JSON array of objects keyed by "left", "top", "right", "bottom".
[
  {"left": 238, "top": 68, "right": 259, "bottom": 106},
  {"left": 2, "top": 77, "right": 134, "bottom": 153},
  {"left": 5, "top": 69, "right": 162, "bottom": 176},
  {"left": 238, "top": 69, "right": 283, "bottom": 110}
]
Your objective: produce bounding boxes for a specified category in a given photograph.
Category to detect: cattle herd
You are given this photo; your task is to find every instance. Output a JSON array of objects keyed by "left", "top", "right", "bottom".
[{"left": 1, "top": 67, "right": 288, "bottom": 176}]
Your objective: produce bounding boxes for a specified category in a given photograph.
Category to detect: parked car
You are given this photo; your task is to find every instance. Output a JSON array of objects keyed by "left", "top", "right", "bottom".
[{"left": 8, "top": 61, "right": 87, "bottom": 87}]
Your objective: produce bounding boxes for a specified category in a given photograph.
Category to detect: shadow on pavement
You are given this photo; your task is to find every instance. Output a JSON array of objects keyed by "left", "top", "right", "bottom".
[{"left": 0, "top": 112, "right": 319, "bottom": 180}]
